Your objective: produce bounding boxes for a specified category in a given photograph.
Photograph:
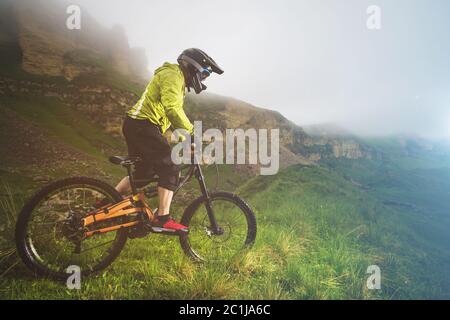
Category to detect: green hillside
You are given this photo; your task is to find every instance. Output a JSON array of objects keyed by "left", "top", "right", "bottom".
[
  {"left": 240, "top": 164, "right": 450, "bottom": 299},
  {"left": 2, "top": 162, "right": 449, "bottom": 299},
  {"left": 0, "top": 94, "right": 126, "bottom": 193},
  {"left": 320, "top": 138, "right": 450, "bottom": 298}
]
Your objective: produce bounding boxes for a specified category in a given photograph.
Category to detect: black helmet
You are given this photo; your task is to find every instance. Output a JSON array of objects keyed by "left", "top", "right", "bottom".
[{"left": 177, "top": 48, "right": 224, "bottom": 94}]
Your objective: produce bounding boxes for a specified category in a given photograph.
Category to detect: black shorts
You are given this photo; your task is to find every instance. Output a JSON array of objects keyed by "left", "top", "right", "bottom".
[{"left": 122, "top": 116, "right": 179, "bottom": 191}]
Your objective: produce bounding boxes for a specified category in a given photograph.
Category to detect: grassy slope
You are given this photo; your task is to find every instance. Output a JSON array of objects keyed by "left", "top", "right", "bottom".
[
  {"left": 241, "top": 165, "right": 450, "bottom": 299},
  {"left": 0, "top": 94, "right": 126, "bottom": 194},
  {"left": 320, "top": 138, "right": 450, "bottom": 298},
  {"left": 1, "top": 91, "right": 449, "bottom": 299},
  {"left": 0, "top": 95, "right": 121, "bottom": 158},
  {"left": 2, "top": 163, "right": 448, "bottom": 299}
]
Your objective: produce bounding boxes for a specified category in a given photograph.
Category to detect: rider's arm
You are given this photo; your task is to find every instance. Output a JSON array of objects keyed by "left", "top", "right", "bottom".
[{"left": 159, "top": 71, "right": 194, "bottom": 136}]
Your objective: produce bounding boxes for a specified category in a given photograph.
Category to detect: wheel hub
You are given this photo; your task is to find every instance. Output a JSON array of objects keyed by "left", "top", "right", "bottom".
[{"left": 62, "top": 211, "right": 85, "bottom": 242}]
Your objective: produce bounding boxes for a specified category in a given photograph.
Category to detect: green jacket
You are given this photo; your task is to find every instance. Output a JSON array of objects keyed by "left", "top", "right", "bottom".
[{"left": 127, "top": 63, "right": 194, "bottom": 135}]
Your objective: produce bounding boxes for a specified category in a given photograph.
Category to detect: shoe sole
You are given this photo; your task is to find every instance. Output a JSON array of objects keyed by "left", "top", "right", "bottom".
[{"left": 150, "top": 226, "right": 189, "bottom": 236}]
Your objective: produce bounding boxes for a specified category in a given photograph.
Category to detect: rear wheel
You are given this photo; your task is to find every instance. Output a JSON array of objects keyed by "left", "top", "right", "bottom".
[
  {"left": 15, "top": 177, "right": 128, "bottom": 280},
  {"left": 179, "top": 192, "right": 257, "bottom": 262}
]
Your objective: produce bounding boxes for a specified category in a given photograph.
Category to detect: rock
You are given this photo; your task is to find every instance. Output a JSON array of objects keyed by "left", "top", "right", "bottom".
[{"left": 9, "top": 0, "right": 148, "bottom": 79}]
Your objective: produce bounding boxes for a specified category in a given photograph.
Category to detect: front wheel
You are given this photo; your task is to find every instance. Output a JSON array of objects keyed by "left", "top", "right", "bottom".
[{"left": 179, "top": 192, "right": 257, "bottom": 262}]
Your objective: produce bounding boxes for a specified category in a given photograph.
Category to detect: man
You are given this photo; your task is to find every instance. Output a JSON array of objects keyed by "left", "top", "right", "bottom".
[{"left": 114, "top": 48, "right": 224, "bottom": 232}]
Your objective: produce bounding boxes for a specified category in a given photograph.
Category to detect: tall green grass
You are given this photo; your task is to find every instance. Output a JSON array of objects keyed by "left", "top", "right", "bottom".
[
  {"left": 3, "top": 164, "right": 448, "bottom": 299},
  {"left": 0, "top": 180, "right": 20, "bottom": 282}
]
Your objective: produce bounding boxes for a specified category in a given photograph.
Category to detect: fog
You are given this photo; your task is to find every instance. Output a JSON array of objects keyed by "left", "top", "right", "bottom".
[{"left": 64, "top": 0, "right": 450, "bottom": 139}]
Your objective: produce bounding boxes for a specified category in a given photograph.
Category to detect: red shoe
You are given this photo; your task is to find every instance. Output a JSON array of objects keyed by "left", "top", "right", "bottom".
[{"left": 152, "top": 216, "right": 189, "bottom": 233}]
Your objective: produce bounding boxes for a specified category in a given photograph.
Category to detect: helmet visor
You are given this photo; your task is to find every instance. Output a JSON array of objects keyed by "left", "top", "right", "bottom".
[{"left": 199, "top": 67, "right": 212, "bottom": 80}]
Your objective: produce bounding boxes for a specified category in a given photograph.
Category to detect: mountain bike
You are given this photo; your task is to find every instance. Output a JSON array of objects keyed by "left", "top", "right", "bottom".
[{"left": 15, "top": 153, "right": 257, "bottom": 280}]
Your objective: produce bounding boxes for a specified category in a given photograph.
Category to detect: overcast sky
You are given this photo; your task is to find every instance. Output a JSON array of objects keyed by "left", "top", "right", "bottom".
[{"left": 65, "top": 0, "right": 450, "bottom": 139}]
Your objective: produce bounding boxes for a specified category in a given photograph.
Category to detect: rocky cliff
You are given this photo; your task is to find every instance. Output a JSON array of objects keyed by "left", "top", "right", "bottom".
[
  {"left": 0, "top": 76, "right": 138, "bottom": 136},
  {"left": 0, "top": 0, "right": 150, "bottom": 82},
  {"left": 184, "top": 93, "right": 313, "bottom": 172},
  {"left": 300, "top": 123, "right": 375, "bottom": 161}
]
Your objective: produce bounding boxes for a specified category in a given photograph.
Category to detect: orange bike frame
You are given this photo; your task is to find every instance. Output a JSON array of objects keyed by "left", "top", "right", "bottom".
[{"left": 82, "top": 192, "right": 155, "bottom": 238}]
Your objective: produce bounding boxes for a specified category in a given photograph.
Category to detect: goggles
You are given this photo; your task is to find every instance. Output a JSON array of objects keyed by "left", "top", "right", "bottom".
[{"left": 199, "top": 67, "right": 212, "bottom": 80}]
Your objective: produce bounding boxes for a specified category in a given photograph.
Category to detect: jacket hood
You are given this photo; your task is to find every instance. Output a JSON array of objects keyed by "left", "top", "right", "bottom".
[{"left": 154, "top": 62, "right": 183, "bottom": 76}]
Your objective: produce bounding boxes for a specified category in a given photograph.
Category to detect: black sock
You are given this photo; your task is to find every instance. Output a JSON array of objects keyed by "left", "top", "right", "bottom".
[{"left": 157, "top": 214, "right": 170, "bottom": 223}]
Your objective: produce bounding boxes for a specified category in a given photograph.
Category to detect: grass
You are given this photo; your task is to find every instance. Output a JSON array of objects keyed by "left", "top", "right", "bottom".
[
  {"left": 2, "top": 162, "right": 449, "bottom": 299},
  {"left": 0, "top": 95, "right": 124, "bottom": 159},
  {"left": 320, "top": 141, "right": 450, "bottom": 299},
  {"left": 0, "top": 180, "right": 20, "bottom": 281},
  {"left": 0, "top": 93, "right": 128, "bottom": 195}
]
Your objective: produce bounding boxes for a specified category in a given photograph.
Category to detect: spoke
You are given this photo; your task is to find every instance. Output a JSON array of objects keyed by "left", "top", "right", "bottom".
[
  {"left": 188, "top": 199, "right": 250, "bottom": 261},
  {"left": 83, "top": 188, "right": 86, "bottom": 210},
  {"left": 30, "top": 220, "right": 67, "bottom": 226},
  {"left": 227, "top": 211, "right": 245, "bottom": 224},
  {"left": 67, "top": 189, "right": 72, "bottom": 212},
  {"left": 27, "top": 232, "right": 55, "bottom": 240},
  {"left": 67, "top": 189, "right": 74, "bottom": 211},
  {"left": 80, "top": 239, "right": 115, "bottom": 254},
  {"left": 48, "top": 242, "right": 69, "bottom": 270}
]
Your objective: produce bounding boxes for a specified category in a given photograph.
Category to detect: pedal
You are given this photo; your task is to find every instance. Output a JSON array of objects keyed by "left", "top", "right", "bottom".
[
  {"left": 149, "top": 226, "right": 188, "bottom": 236},
  {"left": 128, "top": 224, "right": 150, "bottom": 239}
]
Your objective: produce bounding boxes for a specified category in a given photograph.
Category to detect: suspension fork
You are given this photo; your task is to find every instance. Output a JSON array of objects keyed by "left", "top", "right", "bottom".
[{"left": 194, "top": 163, "right": 223, "bottom": 235}]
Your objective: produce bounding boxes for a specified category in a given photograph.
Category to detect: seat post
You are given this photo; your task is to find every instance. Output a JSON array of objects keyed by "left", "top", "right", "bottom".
[{"left": 126, "top": 164, "right": 138, "bottom": 195}]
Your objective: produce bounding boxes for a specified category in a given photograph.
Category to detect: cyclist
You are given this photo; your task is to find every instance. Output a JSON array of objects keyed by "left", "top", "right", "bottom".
[{"left": 113, "top": 48, "right": 224, "bottom": 232}]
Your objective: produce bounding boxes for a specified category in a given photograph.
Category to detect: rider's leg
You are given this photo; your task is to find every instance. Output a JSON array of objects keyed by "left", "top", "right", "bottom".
[
  {"left": 115, "top": 176, "right": 131, "bottom": 195},
  {"left": 122, "top": 117, "right": 186, "bottom": 230},
  {"left": 157, "top": 186, "right": 174, "bottom": 216},
  {"left": 93, "top": 176, "right": 130, "bottom": 208}
]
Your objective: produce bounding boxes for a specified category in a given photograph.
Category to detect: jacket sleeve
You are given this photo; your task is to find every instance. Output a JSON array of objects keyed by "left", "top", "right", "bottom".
[{"left": 159, "top": 71, "right": 194, "bottom": 135}]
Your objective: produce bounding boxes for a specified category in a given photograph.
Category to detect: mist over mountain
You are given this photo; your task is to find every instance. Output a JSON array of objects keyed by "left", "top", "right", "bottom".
[{"left": 0, "top": 0, "right": 150, "bottom": 81}]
